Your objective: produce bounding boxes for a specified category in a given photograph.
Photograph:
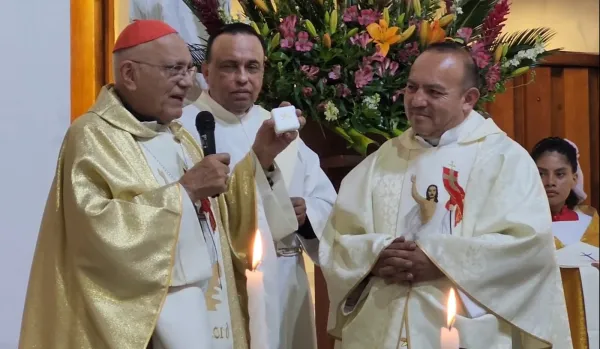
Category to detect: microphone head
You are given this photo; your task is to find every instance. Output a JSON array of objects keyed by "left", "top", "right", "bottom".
[{"left": 195, "top": 111, "right": 215, "bottom": 132}]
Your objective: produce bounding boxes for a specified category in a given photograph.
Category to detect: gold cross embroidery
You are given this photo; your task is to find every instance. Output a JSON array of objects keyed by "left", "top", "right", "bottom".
[{"left": 448, "top": 161, "right": 457, "bottom": 170}]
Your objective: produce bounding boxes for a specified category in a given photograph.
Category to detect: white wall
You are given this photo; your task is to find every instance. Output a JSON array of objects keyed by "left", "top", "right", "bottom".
[{"left": 0, "top": 0, "right": 71, "bottom": 348}]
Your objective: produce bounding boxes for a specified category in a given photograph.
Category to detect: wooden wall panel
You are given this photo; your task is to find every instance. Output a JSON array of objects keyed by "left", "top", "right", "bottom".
[{"left": 309, "top": 51, "right": 599, "bottom": 349}]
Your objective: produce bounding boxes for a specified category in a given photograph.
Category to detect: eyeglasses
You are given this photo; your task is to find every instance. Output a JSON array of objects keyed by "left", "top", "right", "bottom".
[{"left": 131, "top": 60, "right": 197, "bottom": 78}]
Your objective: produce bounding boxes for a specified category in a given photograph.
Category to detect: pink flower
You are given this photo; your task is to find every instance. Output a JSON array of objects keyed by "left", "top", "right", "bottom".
[
  {"left": 336, "top": 84, "right": 351, "bottom": 97},
  {"left": 281, "top": 37, "right": 294, "bottom": 49},
  {"left": 303, "top": 87, "right": 313, "bottom": 97},
  {"left": 392, "top": 89, "right": 404, "bottom": 103},
  {"left": 358, "top": 9, "right": 380, "bottom": 26},
  {"left": 295, "top": 31, "right": 313, "bottom": 52},
  {"left": 328, "top": 65, "right": 342, "bottom": 80},
  {"left": 486, "top": 63, "right": 501, "bottom": 91},
  {"left": 375, "top": 58, "right": 400, "bottom": 77},
  {"left": 349, "top": 33, "right": 372, "bottom": 49},
  {"left": 354, "top": 66, "right": 374, "bottom": 89},
  {"left": 279, "top": 15, "right": 298, "bottom": 39},
  {"left": 398, "top": 42, "right": 420, "bottom": 63},
  {"left": 301, "top": 65, "right": 320, "bottom": 80},
  {"left": 343, "top": 6, "right": 359, "bottom": 22},
  {"left": 470, "top": 42, "right": 491, "bottom": 69},
  {"left": 457, "top": 28, "right": 473, "bottom": 42}
]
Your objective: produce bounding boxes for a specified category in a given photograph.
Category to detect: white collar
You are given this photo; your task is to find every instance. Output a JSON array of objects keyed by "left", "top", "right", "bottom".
[{"left": 414, "top": 112, "right": 484, "bottom": 148}]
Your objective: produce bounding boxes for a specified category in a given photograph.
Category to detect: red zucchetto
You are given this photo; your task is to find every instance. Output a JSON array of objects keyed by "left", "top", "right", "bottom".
[{"left": 113, "top": 19, "right": 178, "bottom": 52}]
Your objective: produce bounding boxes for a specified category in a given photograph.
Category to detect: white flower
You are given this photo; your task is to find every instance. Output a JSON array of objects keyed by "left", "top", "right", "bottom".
[
  {"left": 362, "top": 93, "right": 381, "bottom": 110},
  {"left": 324, "top": 101, "right": 339, "bottom": 122},
  {"left": 451, "top": 0, "right": 463, "bottom": 15},
  {"left": 502, "top": 38, "right": 546, "bottom": 68}
]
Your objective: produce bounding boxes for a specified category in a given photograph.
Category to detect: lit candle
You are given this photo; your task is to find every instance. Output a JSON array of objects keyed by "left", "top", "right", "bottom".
[
  {"left": 246, "top": 231, "right": 268, "bottom": 349},
  {"left": 441, "top": 288, "right": 460, "bottom": 349}
]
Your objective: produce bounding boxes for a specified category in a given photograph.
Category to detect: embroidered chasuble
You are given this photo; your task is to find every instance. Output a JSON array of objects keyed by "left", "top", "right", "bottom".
[
  {"left": 18, "top": 85, "right": 258, "bottom": 349},
  {"left": 320, "top": 111, "right": 572, "bottom": 349},
  {"left": 181, "top": 91, "right": 336, "bottom": 349},
  {"left": 553, "top": 206, "right": 599, "bottom": 349}
]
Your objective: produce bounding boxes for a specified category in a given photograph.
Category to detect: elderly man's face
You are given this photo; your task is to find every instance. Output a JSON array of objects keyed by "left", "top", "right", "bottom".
[
  {"left": 202, "top": 33, "right": 264, "bottom": 115},
  {"left": 123, "top": 34, "right": 195, "bottom": 123},
  {"left": 404, "top": 51, "right": 479, "bottom": 139}
]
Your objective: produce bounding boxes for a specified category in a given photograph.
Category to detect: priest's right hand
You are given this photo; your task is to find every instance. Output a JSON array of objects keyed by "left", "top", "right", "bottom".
[
  {"left": 371, "top": 237, "right": 417, "bottom": 283},
  {"left": 179, "top": 153, "right": 231, "bottom": 201}
]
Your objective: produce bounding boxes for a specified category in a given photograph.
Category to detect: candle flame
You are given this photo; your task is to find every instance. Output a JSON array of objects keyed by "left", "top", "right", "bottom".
[
  {"left": 251, "top": 230, "right": 263, "bottom": 270},
  {"left": 447, "top": 288, "right": 456, "bottom": 328}
]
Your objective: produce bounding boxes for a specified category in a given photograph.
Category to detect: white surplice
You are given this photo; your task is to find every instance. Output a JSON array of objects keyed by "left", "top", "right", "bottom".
[
  {"left": 136, "top": 120, "right": 286, "bottom": 349},
  {"left": 180, "top": 92, "right": 337, "bottom": 349},
  {"left": 553, "top": 211, "right": 599, "bottom": 348},
  {"left": 320, "top": 111, "right": 572, "bottom": 349}
]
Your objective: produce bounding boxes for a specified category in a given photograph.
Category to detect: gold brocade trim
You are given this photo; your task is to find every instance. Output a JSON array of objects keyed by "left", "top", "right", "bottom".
[
  {"left": 415, "top": 241, "right": 554, "bottom": 348},
  {"left": 554, "top": 207, "right": 599, "bottom": 349}
]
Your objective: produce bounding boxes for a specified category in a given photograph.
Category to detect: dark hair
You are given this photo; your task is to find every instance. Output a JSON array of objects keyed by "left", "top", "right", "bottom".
[
  {"left": 205, "top": 23, "right": 266, "bottom": 62},
  {"left": 531, "top": 137, "right": 580, "bottom": 209},
  {"left": 421, "top": 41, "right": 480, "bottom": 91},
  {"left": 426, "top": 184, "right": 439, "bottom": 203}
]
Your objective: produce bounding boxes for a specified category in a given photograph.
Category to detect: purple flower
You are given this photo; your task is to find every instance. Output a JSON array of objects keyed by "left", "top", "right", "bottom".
[
  {"left": 392, "top": 89, "right": 404, "bottom": 103},
  {"left": 280, "top": 37, "right": 294, "bottom": 49},
  {"left": 295, "top": 31, "right": 313, "bottom": 52},
  {"left": 470, "top": 42, "right": 491, "bottom": 69},
  {"left": 343, "top": 6, "right": 359, "bottom": 22},
  {"left": 358, "top": 9, "right": 380, "bottom": 26},
  {"left": 301, "top": 65, "right": 320, "bottom": 80},
  {"left": 336, "top": 84, "right": 351, "bottom": 97},
  {"left": 349, "top": 33, "right": 372, "bottom": 49},
  {"left": 486, "top": 63, "right": 501, "bottom": 92},
  {"left": 457, "top": 28, "right": 473, "bottom": 42},
  {"left": 354, "top": 66, "right": 374, "bottom": 89},
  {"left": 328, "top": 65, "right": 342, "bottom": 80},
  {"left": 375, "top": 58, "right": 399, "bottom": 77},
  {"left": 397, "top": 42, "right": 420, "bottom": 63},
  {"left": 303, "top": 87, "right": 313, "bottom": 97},
  {"left": 279, "top": 15, "right": 297, "bottom": 39}
]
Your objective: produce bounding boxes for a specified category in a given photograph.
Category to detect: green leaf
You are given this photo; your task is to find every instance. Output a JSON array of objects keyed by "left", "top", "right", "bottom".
[
  {"left": 454, "top": 0, "right": 500, "bottom": 31},
  {"left": 270, "top": 51, "right": 290, "bottom": 61}
]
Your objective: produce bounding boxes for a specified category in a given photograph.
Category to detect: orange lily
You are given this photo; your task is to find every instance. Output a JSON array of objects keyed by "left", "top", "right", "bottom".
[
  {"left": 366, "top": 19, "right": 403, "bottom": 57},
  {"left": 419, "top": 20, "right": 447, "bottom": 47}
]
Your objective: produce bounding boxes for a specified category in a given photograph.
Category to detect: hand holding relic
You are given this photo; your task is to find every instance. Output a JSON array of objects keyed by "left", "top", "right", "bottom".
[{"left": 179, "top": 153, "right": 230, "bottom": 201}]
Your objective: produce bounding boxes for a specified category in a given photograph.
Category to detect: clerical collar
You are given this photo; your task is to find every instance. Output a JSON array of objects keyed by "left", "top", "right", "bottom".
[
  {"left": 414, "top": 112, "right": 482, "bottom": 148},
  {"left": 201, "top": 91, "right": 255, "bottom": 123}
]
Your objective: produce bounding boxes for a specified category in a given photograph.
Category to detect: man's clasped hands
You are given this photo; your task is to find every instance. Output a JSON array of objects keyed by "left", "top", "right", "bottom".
[{"left": 371, "top": 237, "right": 445, "bottom": 284}]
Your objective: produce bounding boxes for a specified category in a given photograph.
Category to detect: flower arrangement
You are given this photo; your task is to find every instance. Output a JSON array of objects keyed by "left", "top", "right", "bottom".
[{"left": 184, "top": 0, "right": 558, "bottom": 155}]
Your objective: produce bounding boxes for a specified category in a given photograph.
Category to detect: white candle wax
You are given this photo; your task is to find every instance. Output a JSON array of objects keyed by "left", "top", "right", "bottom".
[
  {"left": 246, "top": 268, "right": 268, "bottom": 349},
  {"left": 440, "top": 326, "right": 459, "bottom": 349},
  {"left": 246, "top": 231, "right": 268, "bottom": 349}
]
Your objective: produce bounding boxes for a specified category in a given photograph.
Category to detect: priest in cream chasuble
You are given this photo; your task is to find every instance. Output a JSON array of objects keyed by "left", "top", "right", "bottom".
[
  {"left": 18, "top": 20, "right": 300, "bottom": 349},
  {"left": 532, "top": 137, "right": 599, "bottom": 349},
  {"left": 319, "top": 43, "right": 572, "bottom": 349},
  {"left": 181, "top": 22, "right": 337, "bottom": 349}
]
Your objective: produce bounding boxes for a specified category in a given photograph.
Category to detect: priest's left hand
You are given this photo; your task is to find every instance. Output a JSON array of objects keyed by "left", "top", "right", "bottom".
[
  {"left": 383, "top": 247, "right": 444, "bottom": 284},
  {"left": 408, "top": 247, "right": 445, "bottom": 283},
  {"left": 252, "top": 102, "right": 306, "bottom": 170},
  {"left": 291, "top": 197, "right": 307, "bottom": 226}
]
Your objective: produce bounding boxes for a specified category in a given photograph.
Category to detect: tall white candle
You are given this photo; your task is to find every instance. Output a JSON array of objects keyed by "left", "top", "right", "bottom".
[
  {"left": 246, "top": 231, "right": 268, "bottom": 349},
  {"left": 441, "top": 288, "right": 460, "bottom": 349}
]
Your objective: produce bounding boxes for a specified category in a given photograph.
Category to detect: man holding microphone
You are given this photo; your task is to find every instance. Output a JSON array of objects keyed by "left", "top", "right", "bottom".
[{"left": 18, "top": 20, "right": 301, "bottom": 349}]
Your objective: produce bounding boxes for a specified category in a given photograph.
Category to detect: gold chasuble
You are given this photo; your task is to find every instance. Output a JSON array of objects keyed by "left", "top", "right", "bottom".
[
  {"left": 320, "top": 112, "right": 572, "bottom": 349},
  {"left": 554, "top": 206, "right": 600, "bottom": 349},
  {"left": 19, "top": 86, "right": 256, "bottom": 349}
]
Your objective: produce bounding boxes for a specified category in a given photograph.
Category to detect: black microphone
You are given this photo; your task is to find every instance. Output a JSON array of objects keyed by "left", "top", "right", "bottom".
[{"left": 195, "top": 111, "right": 216, "bottom": 156}]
